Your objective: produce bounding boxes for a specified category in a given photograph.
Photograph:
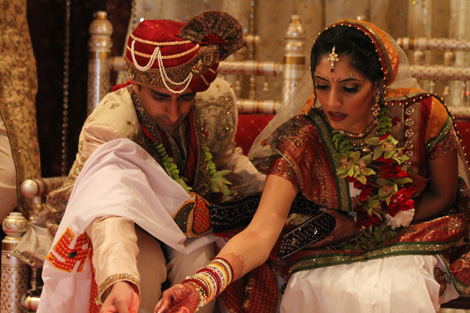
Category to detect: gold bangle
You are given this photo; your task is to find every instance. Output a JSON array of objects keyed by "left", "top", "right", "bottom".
[
  {"left": 213, "top": 258, "right": 233, "bottom": 284},
  {"left": 184, "top": 278, "right": 209, "bottom": 307}
]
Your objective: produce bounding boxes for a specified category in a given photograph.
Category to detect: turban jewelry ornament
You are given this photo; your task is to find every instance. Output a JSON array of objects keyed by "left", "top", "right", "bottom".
[
  {"left": 130, "top": 39, "right": 194, "bottom": 94},
  {"left": 126, "top": 11, "right": 243, "bottom": 93}
]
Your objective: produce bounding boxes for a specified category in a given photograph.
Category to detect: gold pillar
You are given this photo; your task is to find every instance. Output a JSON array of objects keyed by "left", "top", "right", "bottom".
[
  {"left": 87, "top": 11, "right": 113, "bottom": 116},
  {"left": 282, "top": 15, "right": 306, "bottom": 108},
  {"left": 407, "top": 0, "right": 433, "bottom": 92}
]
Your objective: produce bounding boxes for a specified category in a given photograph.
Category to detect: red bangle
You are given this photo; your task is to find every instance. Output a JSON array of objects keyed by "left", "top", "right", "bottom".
[
  {"left": 183, "top": 277, "right": 209, "bottom": 297},
  {"left": 197, "top": 267, "right": 222, "bottom": 297},
  {"left": 214, "top": 257, "right": 234, "bottom": 283}
]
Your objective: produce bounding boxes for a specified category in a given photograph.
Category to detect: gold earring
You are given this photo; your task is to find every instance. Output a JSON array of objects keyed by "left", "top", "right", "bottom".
[{"left": 371, "top": 92, "right": 381, "bottom": 118}]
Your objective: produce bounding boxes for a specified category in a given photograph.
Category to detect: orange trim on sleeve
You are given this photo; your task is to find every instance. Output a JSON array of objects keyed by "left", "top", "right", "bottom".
[
  {"left": 45, "top": 228, "right": 91, "bottom": 273},
  {"left": 425, "top": 97, "right": 449, "bottom": 144}
]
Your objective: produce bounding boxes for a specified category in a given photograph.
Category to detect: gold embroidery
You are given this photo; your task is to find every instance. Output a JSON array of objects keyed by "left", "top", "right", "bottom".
[
  {"left": 125, "top": 43, "right": 200, "bottom": 60},
  {"left": 96, "top": 273, "right": 140, "bottom": 304},
  {"left": 129, "top": 33, "right": 192, "bottom": 46}
]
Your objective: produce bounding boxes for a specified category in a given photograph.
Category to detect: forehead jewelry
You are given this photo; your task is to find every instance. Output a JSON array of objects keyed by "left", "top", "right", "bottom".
[
  {"left": 314, "top": 73, "right": 365, "bottom": 82},
  {"left": 327, "top": 46, "right": 339, "bottom": 72}
]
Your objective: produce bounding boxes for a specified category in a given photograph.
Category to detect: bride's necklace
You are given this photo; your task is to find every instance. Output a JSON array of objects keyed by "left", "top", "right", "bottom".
[
  {"left": 332, "top": 105, "right": 393, "bottom": 156},
  {"left": 338, "top": 120, "right": 379, "bottom": 153}
]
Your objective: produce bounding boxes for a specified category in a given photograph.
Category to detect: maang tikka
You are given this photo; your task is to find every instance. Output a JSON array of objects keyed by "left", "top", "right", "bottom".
[{"left": 327, "top": 46, "right": 339, "bottom": 72}]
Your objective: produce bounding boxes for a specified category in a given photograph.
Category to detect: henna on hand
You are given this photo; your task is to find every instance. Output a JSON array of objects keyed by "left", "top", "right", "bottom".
[{"left": 154, "top": 283, "right": 200, "bottom": 313}]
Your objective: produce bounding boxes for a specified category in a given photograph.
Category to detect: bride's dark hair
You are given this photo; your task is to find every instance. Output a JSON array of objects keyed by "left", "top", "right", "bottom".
[{"left": 310, "top": 25, "right": 383, "bottom": 84}]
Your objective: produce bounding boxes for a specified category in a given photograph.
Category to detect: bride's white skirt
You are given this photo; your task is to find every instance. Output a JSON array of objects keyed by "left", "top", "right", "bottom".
[{"left": 280, "top": 255, "right": 460, "bottom": 313}]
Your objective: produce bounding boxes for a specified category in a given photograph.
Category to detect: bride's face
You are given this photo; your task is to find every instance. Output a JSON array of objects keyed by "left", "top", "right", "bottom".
[{"left": 314, "top": 54, "right": 378, "bottom": 134}]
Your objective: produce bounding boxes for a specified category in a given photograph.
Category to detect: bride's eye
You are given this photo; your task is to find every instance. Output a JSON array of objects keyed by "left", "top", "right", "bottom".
[
  {"left": 343, "top": 85, "right": 359, "bottom": 93},
  {"left": 315, "top": 84, "right": 329, "bottom": 90}
]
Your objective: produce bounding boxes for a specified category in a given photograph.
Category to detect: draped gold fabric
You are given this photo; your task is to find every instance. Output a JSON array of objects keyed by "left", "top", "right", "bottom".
[{"left": 0, "top": 0, "right": 40, "bottom": 217}]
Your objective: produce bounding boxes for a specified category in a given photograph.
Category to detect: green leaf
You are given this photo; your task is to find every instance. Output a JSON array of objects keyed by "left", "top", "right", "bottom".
[
  {"left": 350, "top": 151, "right": 361, "bottom": 161},
  {"left": 367, "top": 198, "right": 380, "bottom": 209},
  {"left": 334, "top": 153, "right": 345, "bottom": 162},
  {"left": 373, "top": 228, "right": 383, "bottom": 243},
  {"left": 361, "top": 153, "right": 372, "bottom": 164},
  {"left": 376, "top": 178, "right": 392, "bottom": 186},
  {"left": 362, "top": 168, "right": 376, "bottom": 176},
  {"left": 339, "top": 140, "right": 350, "bottom": 150},
  {"left": 399, "top": 154, "right": 410, "bottom": 163},
  {"left": 347, "top": 165, "right": 355, "bottom": 177},
  {"left": 395, "top": 177, "right": 413, "bottom": 185},
  {"left": 337, "top": 167, "right": 348, "bottom": 176},
  {"left": 373, "top": 146, "right": 383, "bottom": 160},
  {"left": 356, "top": 175, "right": 367, "bottom": 185},
  {"left": 366, "top": 137, "right": 380, "bottom": 145}
]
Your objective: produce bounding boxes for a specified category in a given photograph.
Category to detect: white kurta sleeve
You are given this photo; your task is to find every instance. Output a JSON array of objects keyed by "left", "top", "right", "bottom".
[{"left": 86, "top": 215, "right": 140, "bottom": 303}]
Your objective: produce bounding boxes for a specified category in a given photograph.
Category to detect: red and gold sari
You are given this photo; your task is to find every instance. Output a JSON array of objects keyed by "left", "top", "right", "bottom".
[
  {"left": 262, "top": 95, "right": 470, "bottom": 294},
  {"left": 247, "top": 19, "right": 470, "bottom": 311}
]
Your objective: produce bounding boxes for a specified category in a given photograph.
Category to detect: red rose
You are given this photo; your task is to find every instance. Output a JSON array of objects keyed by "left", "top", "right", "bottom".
[
  {"left": 375, "top": 156, "right": 395, "bottom": 164},
  {"left": 349, "top": 180, "right": 374, "bottom": 202},
  {"left": 355, "top": 209, "right": 382, "bottom": 228},
  {"left": 379, "top": 133, "right": 390, "bottom": 141},
  {"left": 380, "top": 163, "right": 408, "bottom": 179},
  {"left": 358, "top": 185, "right": 374, "bottom": 202},
  {"left": 347, "top": 176, "right": 359, "bottom": 183},
  {"left": 386, "top": 187, "right": 415, "bottom": 216}
]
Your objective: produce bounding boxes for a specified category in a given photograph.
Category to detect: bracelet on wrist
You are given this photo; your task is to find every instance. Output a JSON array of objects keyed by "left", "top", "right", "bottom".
[
  {"left": 183, "top": 278, "right": 209, "bottom": 307},
  {"left": 183, "top": 257, "right": 234, "bottom": 305}
]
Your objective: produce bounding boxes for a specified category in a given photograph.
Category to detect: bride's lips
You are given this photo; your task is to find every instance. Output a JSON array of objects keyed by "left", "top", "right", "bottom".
[{"left": 328, "top": 111, "right": 347, "bottom": 122}]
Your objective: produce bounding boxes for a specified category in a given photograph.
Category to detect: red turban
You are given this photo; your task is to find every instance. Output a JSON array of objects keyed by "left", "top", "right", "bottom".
[{"left": 125, "top": 11, "right": 242, "bottom": 92}]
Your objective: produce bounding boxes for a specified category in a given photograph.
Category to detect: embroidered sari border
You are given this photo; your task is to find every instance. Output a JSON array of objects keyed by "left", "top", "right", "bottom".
[
  {"left": 426, "top": 114, "right": 453, "bottom": 150},
  {"left": 289, "top": 239, "right": 459, "bottom": 277},
  {"left": 306, "top": 109, "right": 351, "bottom": 212},
  {"left": 437, "top": 254, "right": 468, "bottom": 295},
  {"left": 384, "top": 90, "right": 435, "bottom": 104}
]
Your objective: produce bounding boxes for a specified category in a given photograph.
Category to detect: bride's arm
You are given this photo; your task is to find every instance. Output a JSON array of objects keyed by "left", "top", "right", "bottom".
[
  {"left": 154, "top": 174, "right": 297, "bottom": 313},
  {"left": 216, "top": 174, "right": 298, "bottom": 280},
  {"left": 413, "top": 149, "right": 458, "bottom": 221}
]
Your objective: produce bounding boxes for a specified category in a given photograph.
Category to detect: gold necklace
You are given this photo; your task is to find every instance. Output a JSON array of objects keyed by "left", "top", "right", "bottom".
[
  {"left": 338, "top": 119, "right": 378, "bottom": 138},
  {"left": 339, "top": 120, "right": 379, "bottom": 153}
]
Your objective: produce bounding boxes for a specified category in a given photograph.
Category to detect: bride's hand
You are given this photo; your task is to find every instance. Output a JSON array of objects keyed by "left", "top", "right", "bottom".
[
  {"left": 308, "top": 208, "right": 358, "bottom": 248},
  {"left": 154, "top": 283, "right": 201, "bottom": 313}
]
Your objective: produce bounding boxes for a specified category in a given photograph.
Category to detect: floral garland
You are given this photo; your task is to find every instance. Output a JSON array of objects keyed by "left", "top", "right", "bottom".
[
  {"left": 153, "top": 141, "right": 235, "bottom": 201},
  {"left": 332, "top": 106, "right": 416, "bottom": 250}
]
